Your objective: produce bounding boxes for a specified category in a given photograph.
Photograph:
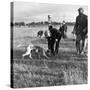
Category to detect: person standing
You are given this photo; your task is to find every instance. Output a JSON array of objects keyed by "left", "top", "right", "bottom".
[
  {"left": 46, "top": 15, "right": 52, "bottom": 53},
  {"left": 48, "top": 15, "right": 52, "bottom": 27},
  {"left": 59, "top": 20, "right": 67, "bottom": 39},
  {"left": 48, "top": 25, "right": 61, "bottom": 55},
  {"left": 72, "top": 8, "right": 88, "bottom": 55}
]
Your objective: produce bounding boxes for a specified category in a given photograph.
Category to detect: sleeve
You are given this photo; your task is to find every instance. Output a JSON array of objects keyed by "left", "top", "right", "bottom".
[
  {"left": 86, "top": 16, "right": 88, "bottom": 31},
  {"left": 74, "top": 16, "right": 78, "bottom": 32}
]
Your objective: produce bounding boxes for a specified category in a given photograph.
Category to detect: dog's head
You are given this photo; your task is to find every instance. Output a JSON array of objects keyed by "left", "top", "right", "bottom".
[{"left": 28, "top": 43, "right": 34, "bottom": 48}]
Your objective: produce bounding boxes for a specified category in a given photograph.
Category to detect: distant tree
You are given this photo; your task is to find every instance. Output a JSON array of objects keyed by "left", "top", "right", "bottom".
[
  {"left": 44, "top": 21, "right": 49, "bottom": 25},
  {"left": 14, "top": 22, "right": 25, "bottom": 27}
]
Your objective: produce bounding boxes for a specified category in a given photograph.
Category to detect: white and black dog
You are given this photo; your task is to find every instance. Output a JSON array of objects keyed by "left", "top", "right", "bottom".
[
  {"left": 37, "top": 30, "right": 43, "bottom": 38},
  {"left": 22, "top": 43, "right": 48, "bottom": 59}
]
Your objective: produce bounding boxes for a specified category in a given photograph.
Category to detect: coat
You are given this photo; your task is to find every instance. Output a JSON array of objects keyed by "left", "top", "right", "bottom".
[{"left": 74, "top": 14, "right": 88, "bottom": 36}]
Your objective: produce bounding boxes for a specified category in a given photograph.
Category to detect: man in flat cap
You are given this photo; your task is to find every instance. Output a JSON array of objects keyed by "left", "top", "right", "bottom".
[
  {"left": 72, "top": 7, "right": 88, "bottom": 55},
  {"left": 47, "top": 25, "right": 61, "bottom": 55}
]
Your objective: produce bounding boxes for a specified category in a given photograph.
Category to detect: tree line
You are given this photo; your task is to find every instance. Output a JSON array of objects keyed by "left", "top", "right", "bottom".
[{"left": 11, "top": 21, "right": 75, "bottom": 27}]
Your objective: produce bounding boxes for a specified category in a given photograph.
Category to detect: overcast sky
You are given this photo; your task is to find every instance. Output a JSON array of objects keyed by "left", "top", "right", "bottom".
[{"left": 13, "top": 2, "right": 88, "bottom": 23}]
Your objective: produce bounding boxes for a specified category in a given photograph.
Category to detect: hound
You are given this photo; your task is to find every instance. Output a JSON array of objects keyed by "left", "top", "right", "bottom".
[
  {"left": 22, "top": 44, "right": 48, "bottom": 59},
  {"left": 37, "top": 30, "right": 43, "bottom": 38}
]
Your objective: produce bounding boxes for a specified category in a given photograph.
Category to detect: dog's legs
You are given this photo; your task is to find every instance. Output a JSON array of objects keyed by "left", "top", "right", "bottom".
[
  {"left": 36, "top": 49, "right": 41, "bottom": 59},
  {"left": 22, "top": 50, "right": 30, "bottom": 58},
  {"left": 29, "top": 51, "right": 32, "bottom": 59},
  {"left": 22, "top": 46, "right": 31, "bottom": 58},
  {"left": 43, "top": 49, "right": 48, "bottom": 59},
  {"left": 38, "top": 54, "right": 41, "bottom": 59}
]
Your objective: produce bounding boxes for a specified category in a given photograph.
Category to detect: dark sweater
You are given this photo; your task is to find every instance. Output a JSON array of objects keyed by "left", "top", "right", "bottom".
[
  {"left": 74, "top": 14, "right": 88, "bottom": 35},
  {"left": 50, "top": 28, "right": 61, "bottom": 39}
]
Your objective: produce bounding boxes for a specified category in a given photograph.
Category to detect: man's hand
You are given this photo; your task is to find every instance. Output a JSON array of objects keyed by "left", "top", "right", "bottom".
[
  {"left": 72, "top": 30, "right": 75, "bottom": 34},
  {"left": 83, "top": 28, "right": 87, "bottom": 33}
]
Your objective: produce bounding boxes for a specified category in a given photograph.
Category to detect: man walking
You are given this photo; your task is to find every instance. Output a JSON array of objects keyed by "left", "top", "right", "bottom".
[{"left": 72, "top": 8, "right": 88, "bottom": 55}]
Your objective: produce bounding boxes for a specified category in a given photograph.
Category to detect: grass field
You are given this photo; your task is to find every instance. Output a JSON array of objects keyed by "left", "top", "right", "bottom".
[{"left": 12, "top": 25, "right": 88, "bottom": 88}]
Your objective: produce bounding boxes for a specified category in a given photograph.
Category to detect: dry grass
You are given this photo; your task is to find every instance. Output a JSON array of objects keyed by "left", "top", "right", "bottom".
[
  {"left": 12, "top": 26, "right": 88, "bottom": 88},
  {"left": 13, "top": 61, "right": 87, "bottom": 88}
]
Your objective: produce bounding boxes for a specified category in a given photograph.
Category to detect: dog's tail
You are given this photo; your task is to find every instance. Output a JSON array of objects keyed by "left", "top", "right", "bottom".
[
  {"left": 17, "top": 44, "right": 22, "bottom": 48},
  {"left": 17, "top": 43, "right": 34, "bottom": 49},
  {"left": 16, "top": 44, "right": 24, "bottom": 48},
  {"left": 16, "top": 44, "right": 28, "bottom": 49}
]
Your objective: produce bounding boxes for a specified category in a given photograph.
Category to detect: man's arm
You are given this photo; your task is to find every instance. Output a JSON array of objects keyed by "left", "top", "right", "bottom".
[
  {"left": 72, "top": 17, "right": 78, "bottom": 34},
  {"left": 83, "top": 16, "right": 88, "bottom": 34}
]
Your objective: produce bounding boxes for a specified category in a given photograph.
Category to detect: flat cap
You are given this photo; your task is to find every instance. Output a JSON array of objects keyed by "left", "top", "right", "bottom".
[{"left": 78, "top": 7, "right": 84, "bottom": 11}]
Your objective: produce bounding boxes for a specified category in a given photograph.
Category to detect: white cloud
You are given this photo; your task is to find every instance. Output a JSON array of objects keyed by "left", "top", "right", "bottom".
[{"left": 13, "top": 2, "right": 88, "bottom": 22}]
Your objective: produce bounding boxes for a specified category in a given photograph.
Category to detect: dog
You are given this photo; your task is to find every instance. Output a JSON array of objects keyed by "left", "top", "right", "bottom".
[
  {"left": 37, "top": 30, "right": 43, "bottom": 38},
  {"left": 22, "top": 44, "right": 48, "bottom": 59}
]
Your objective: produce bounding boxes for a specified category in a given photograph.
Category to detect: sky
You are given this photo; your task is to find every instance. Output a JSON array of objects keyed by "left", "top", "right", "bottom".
[{"left": 13, "top": 2, "right": 88, "bottom": 23}]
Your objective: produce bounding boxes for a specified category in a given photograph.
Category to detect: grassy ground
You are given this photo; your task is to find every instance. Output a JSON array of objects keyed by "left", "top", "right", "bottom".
[{"left": 12, "top": 26, "right": 88, "bottom": 88}]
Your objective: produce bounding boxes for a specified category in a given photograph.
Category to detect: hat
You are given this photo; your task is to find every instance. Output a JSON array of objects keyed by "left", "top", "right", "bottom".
[
  {"left": 78, "top": 7, "right": 84, "bottom": 11},
  {"left": 62, "top": 20, "right": 65, "bottom": 24}
]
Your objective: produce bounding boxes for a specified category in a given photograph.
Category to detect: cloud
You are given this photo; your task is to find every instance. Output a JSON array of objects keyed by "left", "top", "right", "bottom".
[{"left": 13, "top": 2, "right": 88, "bottom": 22}]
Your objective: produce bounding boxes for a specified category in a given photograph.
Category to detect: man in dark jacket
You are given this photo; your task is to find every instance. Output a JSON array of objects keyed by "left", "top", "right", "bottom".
[
  {"left": 48, "top": 25, "right": 61, "bottom": 55},
  {"left": 72, "top": 8, "right": 88, "bottom": 55}
]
